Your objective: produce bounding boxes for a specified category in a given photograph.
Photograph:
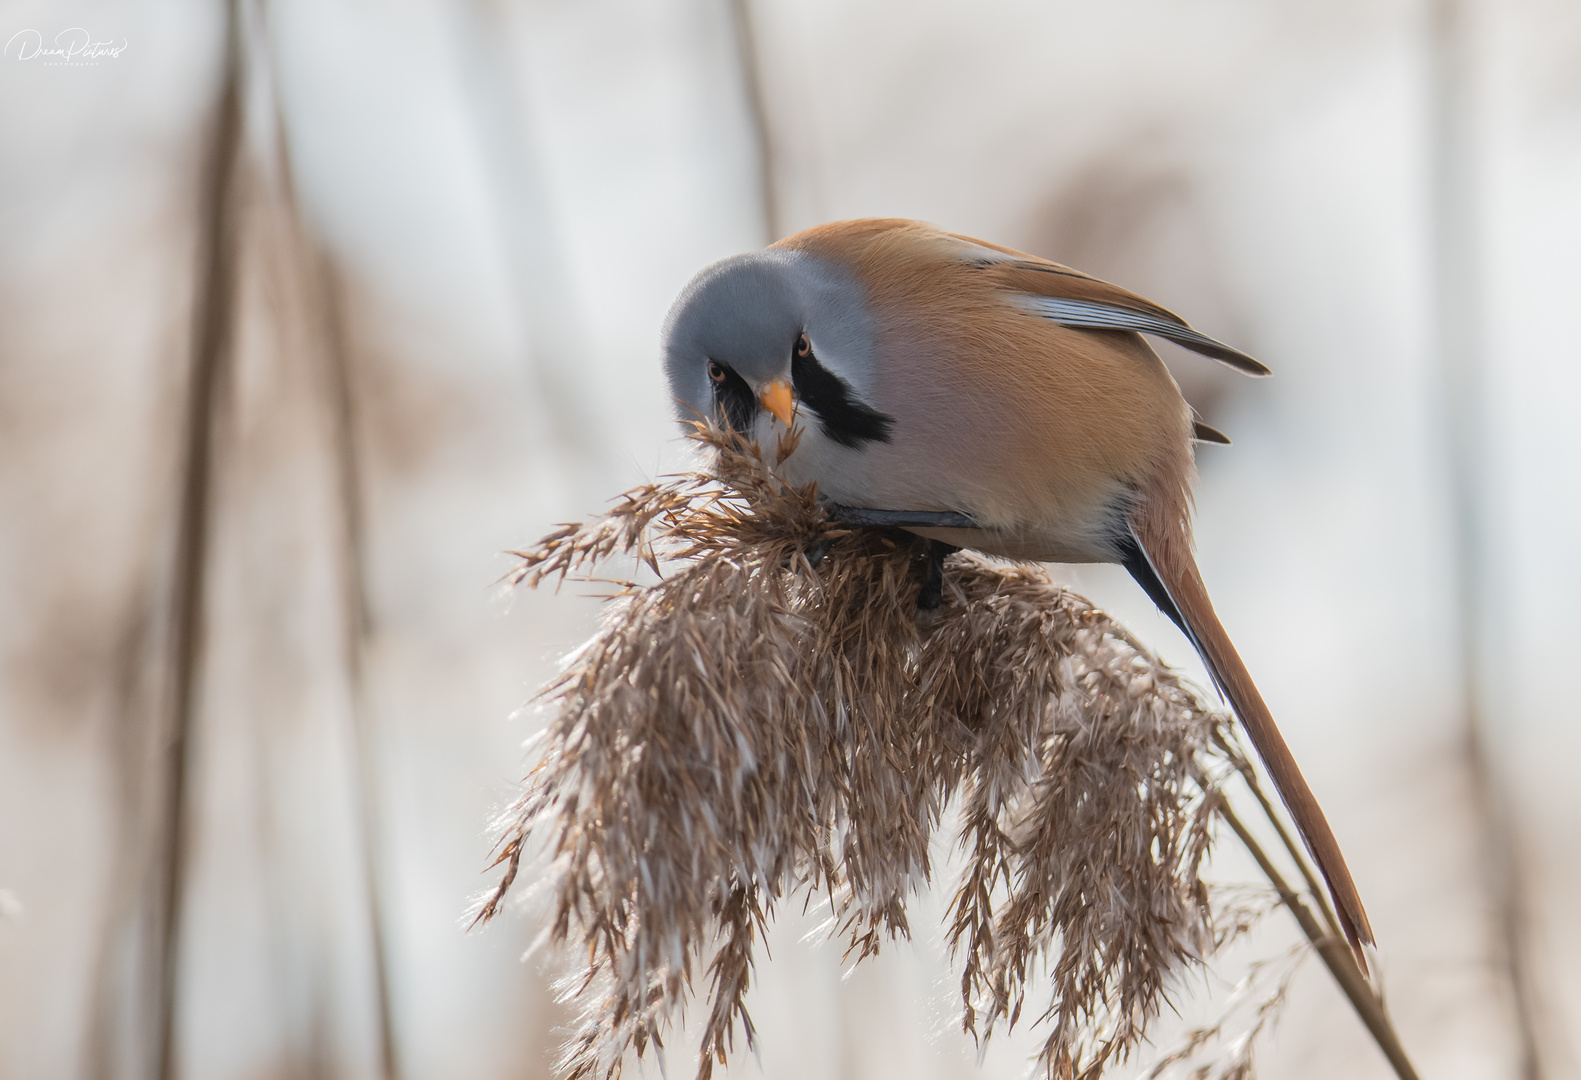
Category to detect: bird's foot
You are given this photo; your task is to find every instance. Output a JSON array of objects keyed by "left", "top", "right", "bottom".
[{"left": 917, "top": 540, "right": 958, "bottom": 611}]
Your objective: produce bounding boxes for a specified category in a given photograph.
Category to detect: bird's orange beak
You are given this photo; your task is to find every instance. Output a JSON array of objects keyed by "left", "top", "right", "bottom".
[{"left": 759, "top": 379, "right": 796, "bottom": 427}]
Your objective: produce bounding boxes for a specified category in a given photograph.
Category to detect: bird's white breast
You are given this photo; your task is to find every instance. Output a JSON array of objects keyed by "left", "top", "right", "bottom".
[{"left": 762, "top": 411, "right": 1128, "bottom": 564}]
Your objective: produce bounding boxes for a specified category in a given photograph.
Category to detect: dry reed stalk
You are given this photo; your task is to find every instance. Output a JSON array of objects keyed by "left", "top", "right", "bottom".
[
  {"left": 1429, "top": 0, "right": 1547, "bottom": 1070},
  {"left": 153, "top": 4, "right": 244, "bottom": 1078},
  {"left": 478, "top": 423, "right": 1418, "bottom": 1080},
  {"left": 266, "top": 83, "right": 403, "bottom": 1075},
  {"left": 725, "top": 0, "right": 782, "bottom": 243}
]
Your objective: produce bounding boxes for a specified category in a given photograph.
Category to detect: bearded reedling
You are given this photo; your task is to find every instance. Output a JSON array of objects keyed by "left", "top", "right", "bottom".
[{"left": 661, "top": 217, "right": 1374, "bottom": 963}]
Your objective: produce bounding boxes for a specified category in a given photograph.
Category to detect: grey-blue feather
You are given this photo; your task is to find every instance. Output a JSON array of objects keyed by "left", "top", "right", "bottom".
[
  {"left": 1012, "top": 294, "right": 1270, "bottom": 376},
  {"left": 661, "top": 249, "right": 877, "bottom": 425}
]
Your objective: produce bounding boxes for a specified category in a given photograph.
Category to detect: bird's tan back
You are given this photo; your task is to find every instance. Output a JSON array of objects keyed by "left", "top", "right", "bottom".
[{"left": 776, "top": 219, "right": 1194, "bottom": 558}]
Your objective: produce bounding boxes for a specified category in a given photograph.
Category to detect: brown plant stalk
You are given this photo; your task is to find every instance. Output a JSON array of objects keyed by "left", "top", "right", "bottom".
[
  {"left": 477, "top": 423, "right": 1419, "bottom": 1080},
  {"left": 154, "top": 4, "right": 244, "bottom": 1078},
  {"left": 1219, "top": 804, "right": 1420, "bottom": 1080}
]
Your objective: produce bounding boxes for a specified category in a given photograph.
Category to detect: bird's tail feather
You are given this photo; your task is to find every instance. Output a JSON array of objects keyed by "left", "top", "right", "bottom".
[{"left": 1128, "top": 515, "right": 1375, "bottom": 967}]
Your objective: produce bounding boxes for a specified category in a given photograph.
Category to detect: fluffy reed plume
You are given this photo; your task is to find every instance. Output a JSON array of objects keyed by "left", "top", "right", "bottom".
[{"left": 476, "top": 424, "right": 1407, "bottom": 1080}]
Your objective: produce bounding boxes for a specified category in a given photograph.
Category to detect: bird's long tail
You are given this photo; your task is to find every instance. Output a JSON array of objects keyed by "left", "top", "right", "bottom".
[{"left": 1126, "top": 511, "right": 1375, "bottom": 967}]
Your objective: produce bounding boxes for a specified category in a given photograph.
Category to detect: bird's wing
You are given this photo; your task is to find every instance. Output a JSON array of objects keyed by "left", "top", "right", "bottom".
[
  {"left": 1011, "top": 293, "right": 1269, "bottom": 376},
  {"left": 939, "top": 232, "right": 1269, "bottom": 376}
]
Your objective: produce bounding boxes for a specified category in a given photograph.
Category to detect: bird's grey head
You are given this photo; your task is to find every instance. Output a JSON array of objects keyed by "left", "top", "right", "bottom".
[{"left": 661, "top": 249, "right": 888, "bottom": 447}]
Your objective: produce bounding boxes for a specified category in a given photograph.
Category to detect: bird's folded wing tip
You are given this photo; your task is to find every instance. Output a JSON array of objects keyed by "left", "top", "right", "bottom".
[{"left": 825, "top": 505, "right": 980, "bottom": 529}]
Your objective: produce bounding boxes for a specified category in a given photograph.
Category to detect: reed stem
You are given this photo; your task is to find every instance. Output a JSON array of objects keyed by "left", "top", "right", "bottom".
[
  {"left": 1220, "top": 802, "right": 1421, "bottom": 1080},
  {"left": 1215, "top": 733, "right": 1349, "bottom": 952},
  {"left": 154, "top": 4, "right": 243, "bottom": 1076}
]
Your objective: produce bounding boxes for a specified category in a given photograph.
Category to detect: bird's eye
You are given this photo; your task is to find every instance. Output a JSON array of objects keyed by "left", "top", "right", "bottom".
[
  {"left": 707, "top": 360, "right": 727, "bottom": 383},
  {"left": 795, "top": 334, "right": 810, "bottom": 358}
]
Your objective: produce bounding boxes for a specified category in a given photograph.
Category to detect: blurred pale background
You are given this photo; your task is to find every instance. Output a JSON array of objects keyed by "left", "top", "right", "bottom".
[{"left": 2, "top": 1, "right": 1579, "bottom": 1078}]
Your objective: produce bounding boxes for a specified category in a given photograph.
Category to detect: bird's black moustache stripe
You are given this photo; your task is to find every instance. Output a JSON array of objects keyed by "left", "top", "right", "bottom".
[
  {"left": 792, "top": 347, "right": 894, "bottom": 448},
  {"left": 710, "top": 364, "right": 758, "bottom": 433}
]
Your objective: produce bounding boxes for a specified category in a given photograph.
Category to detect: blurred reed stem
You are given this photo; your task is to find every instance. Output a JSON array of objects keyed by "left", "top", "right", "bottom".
[
  {"left": 1220, "top": 802, "right": 1420, "bottom": 1080},
  {"left": 256, "top": 1, "right": 403, "bottom": 1069},
  {"left": 316, "top": 246, "right": 402, "bottom": 1080},
  {"left": 456, "top": 0, "right": 604, "bottom": 474},
  {"left": 154, "top": 2, "right": 244, "bottom": 1077},
  {"left": 1428, "top": 0, "right": 1546, "bottom": 1074},
  {"left": 725, "top": 0, "right": 781, "bottom": 242}
]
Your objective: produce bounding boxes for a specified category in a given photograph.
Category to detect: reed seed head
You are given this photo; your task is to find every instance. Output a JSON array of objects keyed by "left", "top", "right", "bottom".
[{"left": 478, "top": 424, "right": 1274, "bottom": 1080}]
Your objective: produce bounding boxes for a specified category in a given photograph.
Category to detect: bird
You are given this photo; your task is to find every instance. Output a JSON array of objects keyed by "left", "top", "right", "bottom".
[{"left": 661, "top": 216, "right": 1374, "bottom": 965}]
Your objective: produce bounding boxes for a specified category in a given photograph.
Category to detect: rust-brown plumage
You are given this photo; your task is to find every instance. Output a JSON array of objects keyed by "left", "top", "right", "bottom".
[{"left": 771, "top": 219, "right": 1375, "bottom": 962}]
